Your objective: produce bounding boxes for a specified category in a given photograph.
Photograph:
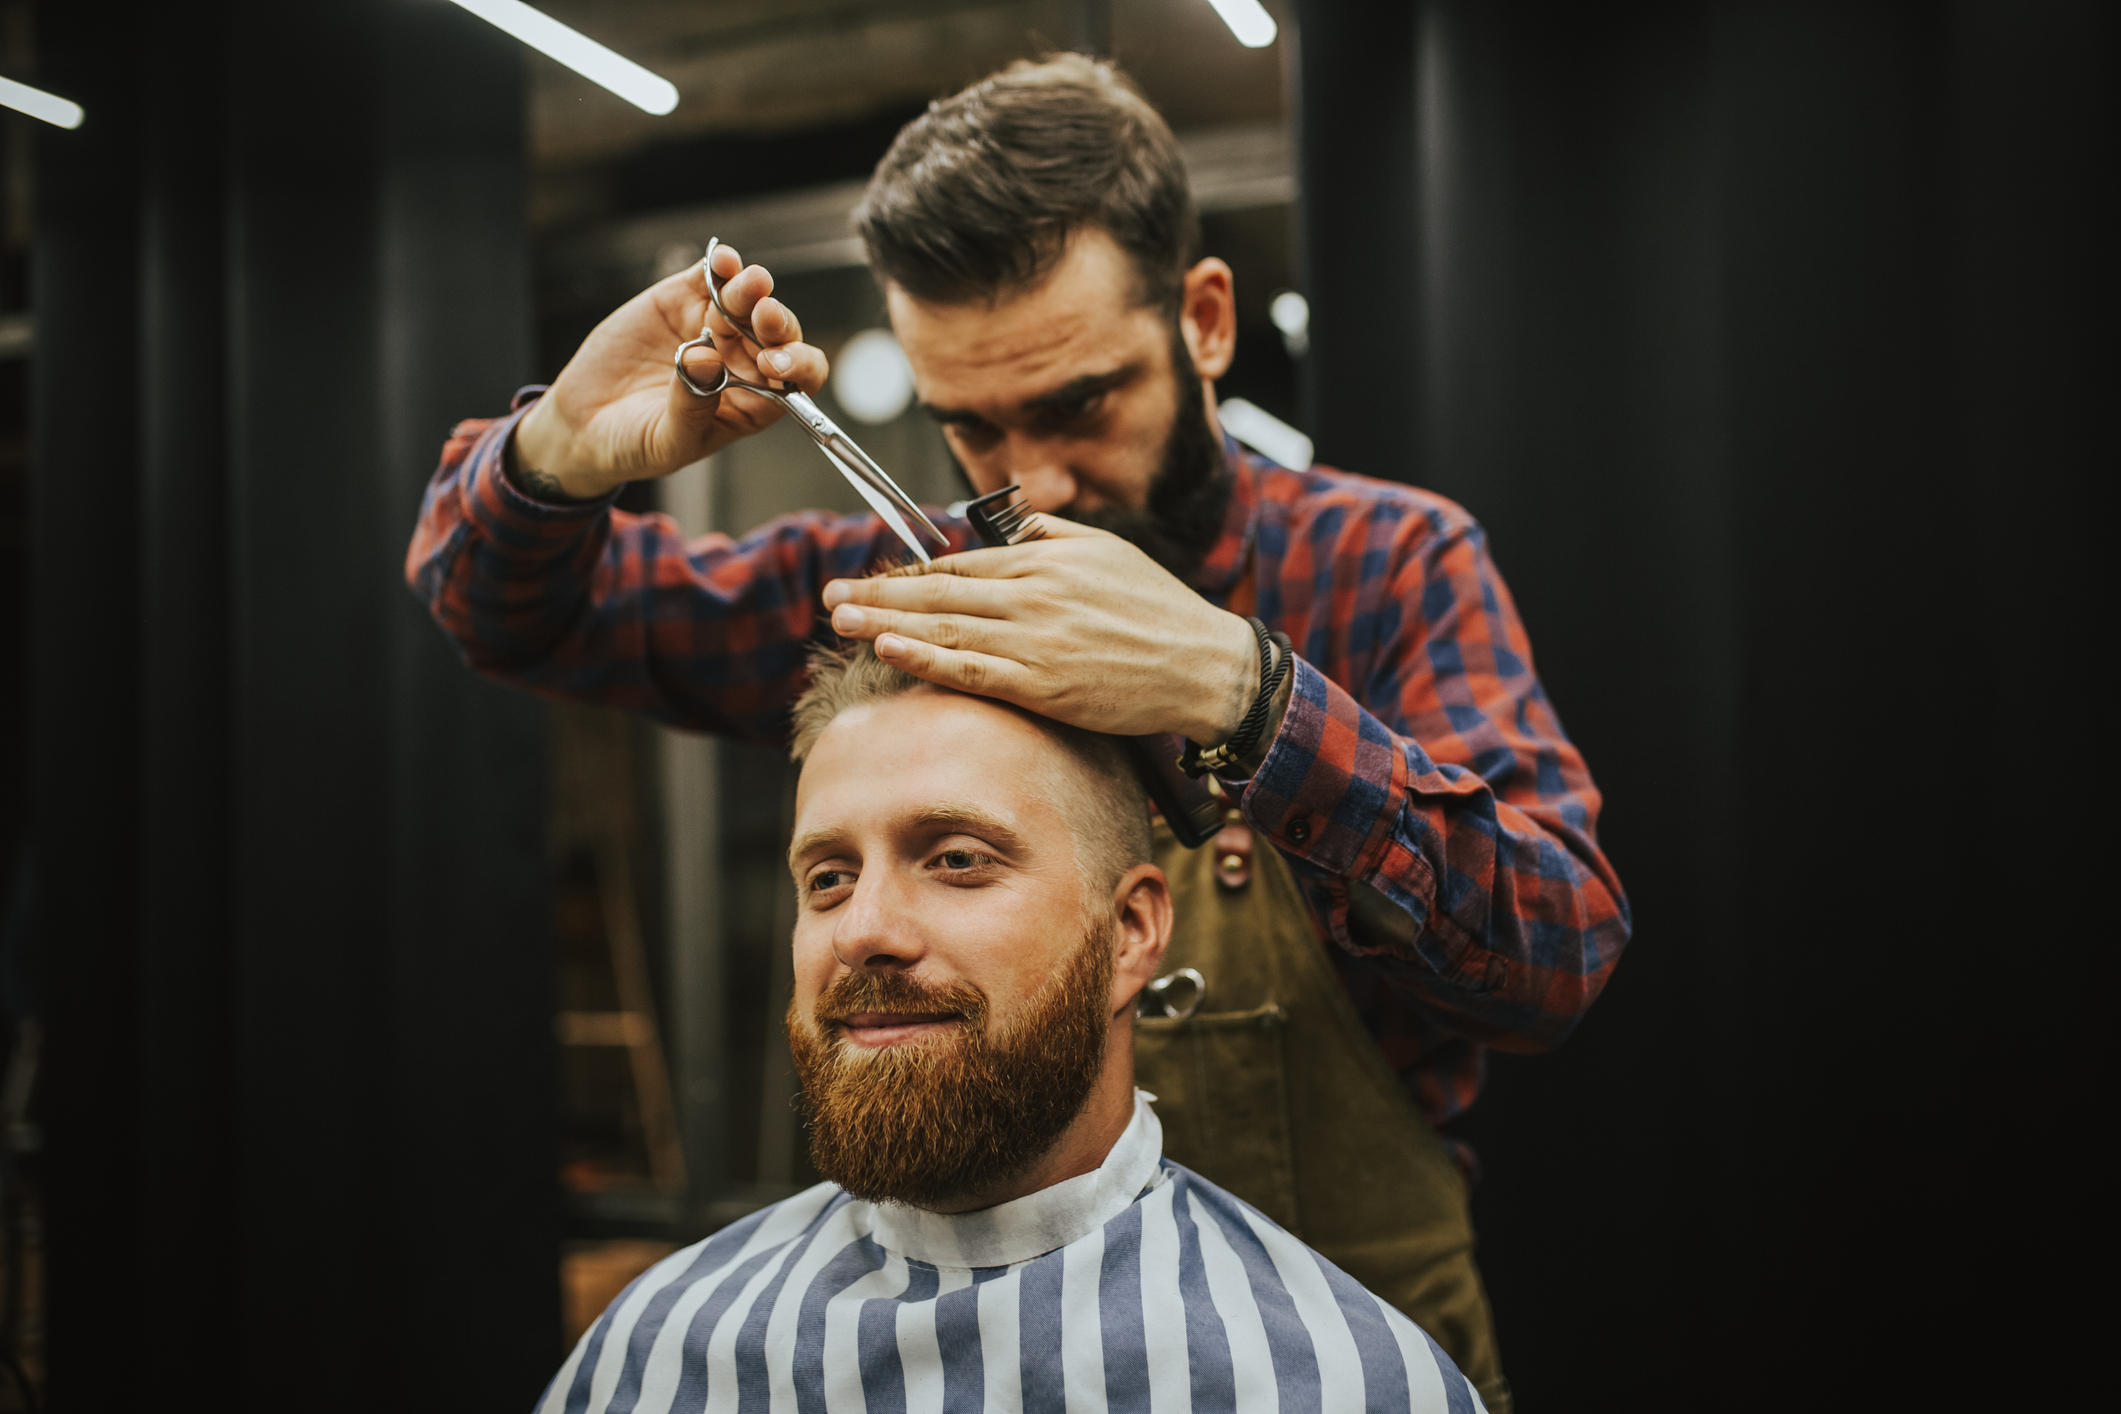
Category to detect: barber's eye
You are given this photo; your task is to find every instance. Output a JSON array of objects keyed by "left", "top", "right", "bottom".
[
  {"left": 946, "top": 419, "right": 1001, "bottom": 452},
  {"left": 1035, "top": 394, "right": 1104, "bottom": 435},
  {"left": 808, "top": 869, "right": 852, "bottom": 894}
]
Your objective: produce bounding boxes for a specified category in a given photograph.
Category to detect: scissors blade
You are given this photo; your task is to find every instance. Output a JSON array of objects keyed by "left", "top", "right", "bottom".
[
  {"left": 821, "top": 442, "right": 932, "bottom": 564},
  {"left": 775, "top": 391, "right": 948, "bottom": 561}
]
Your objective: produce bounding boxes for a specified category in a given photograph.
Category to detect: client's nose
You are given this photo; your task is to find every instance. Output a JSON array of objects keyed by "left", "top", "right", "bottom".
[{"left": 828, "top": 870, "right": 925, "bottom": 971}]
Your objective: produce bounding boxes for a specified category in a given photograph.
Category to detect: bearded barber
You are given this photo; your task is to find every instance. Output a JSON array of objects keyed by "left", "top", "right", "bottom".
[{"left": 408, "top": 55, "right": 1625, "bottom": 1413}]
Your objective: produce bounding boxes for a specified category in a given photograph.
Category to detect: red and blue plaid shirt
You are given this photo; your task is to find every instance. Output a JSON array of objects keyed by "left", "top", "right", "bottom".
[{"left": 407, "top": 393, "right": 1630, "bottom": 1143}]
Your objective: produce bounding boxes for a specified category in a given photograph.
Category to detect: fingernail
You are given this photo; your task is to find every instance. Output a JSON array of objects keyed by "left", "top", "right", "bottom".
[
  {"left": 876, "top": 634, "right": 905, "bottom": 658},
  {"left": 832, "top": 605, "right": 866, "bottom": 633},
  {"left": 822, "top": 582, "right": 850, "bottom": 608},
  {"left": 764, "top": 351, "right": 791, "bottom": 374}
]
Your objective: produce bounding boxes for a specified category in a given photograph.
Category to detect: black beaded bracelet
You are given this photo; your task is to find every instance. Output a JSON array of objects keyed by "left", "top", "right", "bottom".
[{"left": 1179, "top": 617, "right": 1294, "bottom": 778}]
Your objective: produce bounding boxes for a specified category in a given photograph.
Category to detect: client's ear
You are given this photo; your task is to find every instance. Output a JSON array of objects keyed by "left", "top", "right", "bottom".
[{"left": 1108, "top": 864, "right": 1171, "bottom": 1016}]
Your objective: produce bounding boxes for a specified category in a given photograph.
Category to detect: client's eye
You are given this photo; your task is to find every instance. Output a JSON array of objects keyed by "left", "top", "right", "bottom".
[
  {"left": 935, "top": 849, "right": 989, "bottom": 872},
  {"left": 807, "top": 868, "right": 853, "bottom": 895}
]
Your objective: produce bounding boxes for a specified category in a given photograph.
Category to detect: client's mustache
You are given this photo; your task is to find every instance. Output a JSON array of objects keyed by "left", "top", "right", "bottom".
[{"left": 812, "top": 968, "right": 989, "bottom": 1034}]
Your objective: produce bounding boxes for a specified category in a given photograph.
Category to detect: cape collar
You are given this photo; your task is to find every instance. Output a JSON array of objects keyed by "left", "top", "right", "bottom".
[{"left": 860, "top": 1090, "right": 1167, "bottom": 1270}]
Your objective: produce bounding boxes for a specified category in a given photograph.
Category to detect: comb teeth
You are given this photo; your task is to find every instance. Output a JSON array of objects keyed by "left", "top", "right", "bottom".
[{"left": 966, "top": 485, "right": 1045, "bottom": 548}]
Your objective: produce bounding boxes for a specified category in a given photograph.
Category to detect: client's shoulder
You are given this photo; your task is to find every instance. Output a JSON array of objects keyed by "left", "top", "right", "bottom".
[{"left": 1142, "top": 1160, "right": 1488, "bottom": 1409}]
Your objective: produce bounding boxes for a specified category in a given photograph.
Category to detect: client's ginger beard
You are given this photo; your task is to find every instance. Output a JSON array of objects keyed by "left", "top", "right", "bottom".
[{"left": 787, "top": 913, "right": 1116, "bottom": 1208}]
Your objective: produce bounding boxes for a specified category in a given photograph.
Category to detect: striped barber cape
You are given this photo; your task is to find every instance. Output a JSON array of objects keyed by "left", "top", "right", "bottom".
[{"left": 540, "top": 1092, "right": 1485, "bottom": 1414}]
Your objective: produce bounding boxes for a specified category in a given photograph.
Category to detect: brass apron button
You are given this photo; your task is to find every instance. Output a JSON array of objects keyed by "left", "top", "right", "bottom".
[{"left": 1213, "top": 821, "right": 1254, "bottom": 890}]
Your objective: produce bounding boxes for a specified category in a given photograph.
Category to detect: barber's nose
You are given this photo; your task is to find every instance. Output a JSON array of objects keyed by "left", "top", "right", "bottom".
[
  {"left": 829, "top": 871, "right": 923, "bottom": 971},
  {"left": 1006, "top": 442, "right": 1080, "bottom": 514}
]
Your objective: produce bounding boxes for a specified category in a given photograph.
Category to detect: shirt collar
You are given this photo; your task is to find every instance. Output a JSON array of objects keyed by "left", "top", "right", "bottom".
[
  {"left": 1190, "top": 434, "right": 1265, "bottom": 600},
  {"left": 862, "top": 1090, "right": 1167, "bottom": 1269}
]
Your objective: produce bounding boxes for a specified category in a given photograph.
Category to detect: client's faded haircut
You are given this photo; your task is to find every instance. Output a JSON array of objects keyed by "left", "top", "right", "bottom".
[{"left": 790, "top": 640, "right": 1153, "bottom": 897}]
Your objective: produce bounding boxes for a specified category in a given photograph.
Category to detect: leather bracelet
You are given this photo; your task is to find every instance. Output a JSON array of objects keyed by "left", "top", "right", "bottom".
[{"left": 1179, "top": 618, "right": 1294, "bottom": 778}]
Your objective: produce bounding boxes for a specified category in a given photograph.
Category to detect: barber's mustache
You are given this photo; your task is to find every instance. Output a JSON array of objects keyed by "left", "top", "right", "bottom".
[{"left": 812, "top": 969, "right": 990, "bottom": 1032}]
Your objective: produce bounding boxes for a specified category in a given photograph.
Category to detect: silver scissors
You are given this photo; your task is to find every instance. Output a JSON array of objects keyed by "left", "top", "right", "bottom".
[{"left": 674, "top": 238, "right": 948, "bottom": 563}]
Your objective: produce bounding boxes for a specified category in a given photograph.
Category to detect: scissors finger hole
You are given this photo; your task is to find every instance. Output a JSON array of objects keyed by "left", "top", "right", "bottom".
[{"left": 674, "top": 337, "right": 730, "bottom": 398}]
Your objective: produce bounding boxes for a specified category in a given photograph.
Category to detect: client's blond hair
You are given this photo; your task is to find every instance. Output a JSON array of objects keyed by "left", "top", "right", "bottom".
[{"left": 790, "top": 640, "right": 1153, "bottom": 897}]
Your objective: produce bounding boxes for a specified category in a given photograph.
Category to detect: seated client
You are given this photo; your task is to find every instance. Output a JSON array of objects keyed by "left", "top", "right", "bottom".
[{"left": 539, "top": 644, "right": 1488, "bottom": 1414}]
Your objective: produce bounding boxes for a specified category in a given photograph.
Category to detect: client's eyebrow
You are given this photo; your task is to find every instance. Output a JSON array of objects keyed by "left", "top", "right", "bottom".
[
  {"left": 907, "top": 803, "right": 1029, "bottom": 856},
  {"left": 918, "top": 363, "right": 1140, "bottom": 426},
  {"left": 787, "top": 801, "right": 1030, "bottom": 874}
]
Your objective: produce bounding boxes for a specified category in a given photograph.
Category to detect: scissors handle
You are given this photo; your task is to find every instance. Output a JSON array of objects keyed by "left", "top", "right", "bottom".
[
  {"left": 681, "top": 238, "right": 948, "bottom": 560},
  {"left": 701, "top": 237, "right": 784, "bottom": 360},
  {"left": 675, "top": 342, "right": 948, "bottom": 561}
]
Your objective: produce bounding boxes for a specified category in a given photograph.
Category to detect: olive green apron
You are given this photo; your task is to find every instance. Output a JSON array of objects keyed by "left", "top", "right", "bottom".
[{"left": 1137, "top": 815, "right": 1514, "bottom": 1414}]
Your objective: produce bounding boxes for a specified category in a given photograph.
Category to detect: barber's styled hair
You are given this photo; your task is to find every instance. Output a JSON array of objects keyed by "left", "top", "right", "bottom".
[
  {"left": 853, "top": 53, "right": 1200, "bottom": 314},
  {"left": 789, "top": 639, "right": 1153, "bottom": 895}
]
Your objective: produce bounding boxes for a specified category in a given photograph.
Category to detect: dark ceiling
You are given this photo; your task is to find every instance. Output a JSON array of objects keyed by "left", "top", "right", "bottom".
[{"left": 526, "top": 0, "right": 1292, "bottom": 229}]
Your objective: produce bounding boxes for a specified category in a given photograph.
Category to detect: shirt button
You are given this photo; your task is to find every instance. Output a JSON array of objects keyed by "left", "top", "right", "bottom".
[{"left": 1287, "top": 816, "right": 1311, "bottom": 845}]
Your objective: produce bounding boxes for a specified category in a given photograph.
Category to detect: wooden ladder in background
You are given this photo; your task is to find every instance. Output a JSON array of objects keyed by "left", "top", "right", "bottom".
[
  {"left": 557, "top": 840, "right": 686, "bottom": 1193},
  {"left": 550, "top": 703, "right": 688, "bottom": 1197}
]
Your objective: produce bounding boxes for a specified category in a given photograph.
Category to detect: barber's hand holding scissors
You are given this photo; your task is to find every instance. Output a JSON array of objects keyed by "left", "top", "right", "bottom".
[
  {"left": 510, "top": 243, "right": 829, "bottom": 501},
  {"left": 823, "top": 519, "right": 1278, "bottom": 752}
]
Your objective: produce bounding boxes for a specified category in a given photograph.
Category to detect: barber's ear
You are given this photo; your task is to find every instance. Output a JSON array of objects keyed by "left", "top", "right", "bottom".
[
  {"left": 1108, "top": 864, "right": 1172, "bottom": 1013},
  {"left": 1179, "top": 257, "right": 1236, "bottom": 383}
]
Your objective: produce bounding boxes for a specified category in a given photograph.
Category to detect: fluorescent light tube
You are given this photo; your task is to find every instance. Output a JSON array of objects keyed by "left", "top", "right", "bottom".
[
  {"left": 448, "top": 0, "right": 678, "bottom": 115},
  {"left": 1205, "top": 0, "right": 1279, "bottom": 49},
  {"left": 0, "top": 75, "right": 84, "bottom": 129}
]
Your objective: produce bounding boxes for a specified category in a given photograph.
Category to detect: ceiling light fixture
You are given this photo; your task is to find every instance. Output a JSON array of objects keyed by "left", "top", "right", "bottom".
[
  {"left": 1205, "top": 0, "right": 1279, "bottom": 49},
  {"left": 0, "top": 75, "right": 84, "bottom": 129},
  {"left": 447, "top": 0, "right": 678, "bottom": 115},
  {"left": 833, "top": 330, "right": 916, "bottom": 426}
]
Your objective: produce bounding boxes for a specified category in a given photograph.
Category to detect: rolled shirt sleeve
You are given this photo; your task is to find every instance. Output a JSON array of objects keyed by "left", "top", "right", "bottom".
[
  {"left": 404, "top": 395, "right": 970, "bottom": 741},
  {"left": 1234, "top": 480, "right": 1630, "bottom": 1054}
]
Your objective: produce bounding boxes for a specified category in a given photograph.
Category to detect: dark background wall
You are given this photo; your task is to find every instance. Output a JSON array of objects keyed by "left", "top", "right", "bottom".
[
  {"left": 1296, "top": 0, "right": 2107, "bottom": 1405},
  {"left": 30, "top": 0, "right": 556, "bottom": 1408}
]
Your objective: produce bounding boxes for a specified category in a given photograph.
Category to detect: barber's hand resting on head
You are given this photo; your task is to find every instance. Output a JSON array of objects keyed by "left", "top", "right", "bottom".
[
  {"left": 507, "top": 242, "right": 830, "bottom": 503},
  {"left": 823, "top": 518, "right": 1274, "bottom": 750}
]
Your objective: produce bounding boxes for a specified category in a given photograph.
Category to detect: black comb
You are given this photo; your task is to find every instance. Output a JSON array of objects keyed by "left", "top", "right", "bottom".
[{"left": 965, "top": 485, "right": 1044, "bottom": 549}]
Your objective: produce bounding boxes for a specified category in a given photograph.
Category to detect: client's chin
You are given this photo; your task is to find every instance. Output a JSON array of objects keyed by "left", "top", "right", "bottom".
[{"left": 788, "top": 920, "right": 1114, "bottom": 1209}]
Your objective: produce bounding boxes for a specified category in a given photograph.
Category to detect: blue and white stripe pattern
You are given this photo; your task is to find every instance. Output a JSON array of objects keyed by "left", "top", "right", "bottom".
[{"left": 540, "top": 1093, "right": 1483, "bottom": 1414}]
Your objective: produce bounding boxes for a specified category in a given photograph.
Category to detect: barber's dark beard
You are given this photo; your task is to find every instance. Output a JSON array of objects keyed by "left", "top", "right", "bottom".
[
  {"left": 786, "top": 917, "right": 1116, "bottom": 1208},
  {"left": 1074, "top": 333, "right": 1232, "bottom": 584}
]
